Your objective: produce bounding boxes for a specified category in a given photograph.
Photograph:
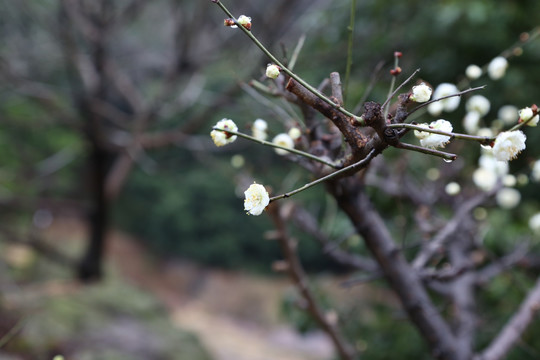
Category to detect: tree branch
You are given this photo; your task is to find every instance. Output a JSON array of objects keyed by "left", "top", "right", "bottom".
[
  {"left": 267, "top": 202, "right": 357, "bottom": 360},
  {"left": 327, "top": 177, "right": 458, "bottom": 360},
  {"left": 476, "top": 276, "right": 540, "bottom": 360}
]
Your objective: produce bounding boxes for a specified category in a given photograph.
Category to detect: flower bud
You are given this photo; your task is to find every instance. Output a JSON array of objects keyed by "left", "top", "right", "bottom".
[
  {"left": 266, "top": 64, "right": 281, "bottom": 79},
  {"left": 237, "top": 15, "right": 252, "bottom": 30},
  {"left": 288, "top": 127, "right": 302, "bottom": 140}
]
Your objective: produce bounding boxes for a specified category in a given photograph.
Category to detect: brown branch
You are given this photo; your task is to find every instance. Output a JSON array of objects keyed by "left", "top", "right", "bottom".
[
  {"left": 475, "top": 275, "right": 540, "bottom": 360},
  {"left": 327, "top": 177, "right": 458, "bottom": 360},
  {"left": 267, "top": 202, "right": 357, "bottom": 360},
  {"left": 448, "top": 233, "right": 477, "bottom": 360},
  {"left": 286, "top": 78, "right": 367, "bottom": 154}
]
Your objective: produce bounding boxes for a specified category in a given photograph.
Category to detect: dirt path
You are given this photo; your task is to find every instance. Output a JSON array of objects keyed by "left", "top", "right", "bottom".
[{"left": 106, "top": 230, "right": 334, "bottom": 360}]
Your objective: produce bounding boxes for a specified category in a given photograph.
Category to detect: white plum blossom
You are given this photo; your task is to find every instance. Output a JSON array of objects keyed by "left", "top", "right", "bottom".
[
  {"left": 477, "top": 127, "right": 494, "bottom": 138},
  {"left": 465, "top": 64, "right": 482, "bottom": 80},
  {"left": 529, "top": 212, "right": 540, "bottom": 235},
  {"left": 418, "top": 119, "right": 453, "bottom": 149},
  {"left": 445, "top": 182, "right": 461, "bottom": 196},
  {"left": 463, "top": 111, "right": 481, "bottom": 134},
  {"left": 252, "top": 118, "right": 268, "bottom": 141},
  {"left": 479, "top": 151, "right": 509, "bottom": 176},
  {"left": 527, "top": 115, "right": 539, "bottom": 127},
  {"left": 413, "top": 123, "right": 431, "bottom": 140},
  {"left": 473, "top": 167, "right": 498, "bottom": 192},
  {"left": 288, "top": 127, "right": 302, "bottom": 140},
  {"left": 519, "top": 107, "right": 539, "bottom": 127},
  {"left": 427, "top": 101, "right": 444, "bottom": 117},
  {"left": 266, "top": 64, "right": 281, "bottom": 79},
  {"left": 237, "top": 15, "right": 251, "bottom": 27},
  {"left": 211, "top": 118, "right": 238, "bottom": 147},
  {"left": 492, "top": 130, "right": 526, "bottom": 162},
  {"left": 229, "top": 15, "right": 251, "bottom": 29},
  {"left": 502, "top": 174, "right": 517, "bottom": 187},
  {"left": 428, "top": 83, "right": 461, "bottom": 116},
  {"left": 487, "top": 56, "right": 509, "bottom": 80},
  {"left": 498, "top": 105, "right": 519, "bottom": 125},
  {"left": 496, "top": 188, "right": 521, "bottom": 209},
  {"left": 410, "top": 83, "right": 432, "bottom": 103},
  {"left": 244, "top": 183, "right": 270, "bottom": 216},
  {"left": 519, "top": 107, "right": 534, "bottom": 122},
  {"left": 466, "top": 95, "right": 491, "bottom": 117},
  {"left": 473, "top": 149, "right": 509, "bottom": 191},
  {"left": 272, "top": 133, "right": 294, "bottom": 155}
]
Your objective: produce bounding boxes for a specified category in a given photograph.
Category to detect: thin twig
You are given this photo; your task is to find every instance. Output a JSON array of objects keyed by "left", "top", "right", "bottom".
[
  {"left": 475, "top": 275, "right": 540, "bottom": 360},
  {"left": 381, "top": 68, "right": 420, "bottom": 111},
  {"left": 289, "top": 34, "right": 306, "bottom": 71},
  {"left": 409, "top": 86, "right": 486, "bottom": 116},
  {"left": 343, "top": 0, "right": 356, "bottom": 104},
  {"left": 211, "top": 0, "right": 366, "bottom": 125},
  {"left": 269, "top": 148, "right": 377, "bottom": 201},
  {"left": 395, "top": 142, "right": 457, "bottom": 162},
  {"left": 212, "top": 127, "right": 338, "bottom": 168},
  {"left": 388, "top": 123, "right": 494, "bottom": 145}
]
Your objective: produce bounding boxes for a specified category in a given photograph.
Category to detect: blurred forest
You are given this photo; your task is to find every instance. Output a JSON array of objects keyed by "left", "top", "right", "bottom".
[{"left": 1, "top": 0, "right": 540, "bottom": 359}]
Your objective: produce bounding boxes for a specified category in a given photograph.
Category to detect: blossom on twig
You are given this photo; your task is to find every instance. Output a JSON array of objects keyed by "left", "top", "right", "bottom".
[
  {"left": 225, "top": 15, "right": 252, "bottom": 30},
  {"left": 266, "top": 64, "right": 281, "bottom": 79},
  {"left": 519, "top": 107, "right": 539, "bottom": 127},
  {"left": 211, "top": 118, "right": 238, "bottom": 146},
  {"left": 244, "top": 183, "right": 270, "bottom": 216},
  {"left": 427, "top": 83, "right": 461, "bottom": 116},
  {"left": 492, "top": 130, "right": 526, "bottom": 162},
  {"left": 416, "top": 119, "right": 453, "bottom": 149},
  {"left": 409, "top": 83, "right": 432, "bottom": 103},
  {"left": 466, "top": 95, "right": 491, "bottom": 117},
  {"left": 272, "top": 133, "right": 294, "bottom": 155},
  {"left": 252, "top": 118, "right": 268, "bottom": 141}
]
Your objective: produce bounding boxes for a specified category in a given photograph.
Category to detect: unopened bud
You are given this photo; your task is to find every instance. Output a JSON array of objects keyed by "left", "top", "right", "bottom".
[
  {"left": 266, "top": 64, "right": 281, "bottom": 79},
  {"left": 390, "top": 67, "right": 402, "bottom": 76}
]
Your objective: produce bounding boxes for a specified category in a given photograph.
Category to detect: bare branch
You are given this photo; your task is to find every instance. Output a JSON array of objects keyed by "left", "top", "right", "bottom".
[
  {"left": 476, "top": 276, "right": 540, "bottom": 360},
  {"left": 267, "top": 202, "right": 357, "bottom": 360},
  {"left": 328, "top": 177, "right": 458, "bottom": 360}
]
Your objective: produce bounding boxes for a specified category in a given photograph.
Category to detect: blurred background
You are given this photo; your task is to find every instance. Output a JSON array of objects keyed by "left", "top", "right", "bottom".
[{"left": 1, "top": 0, "right": 540, "bottom": 359}]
